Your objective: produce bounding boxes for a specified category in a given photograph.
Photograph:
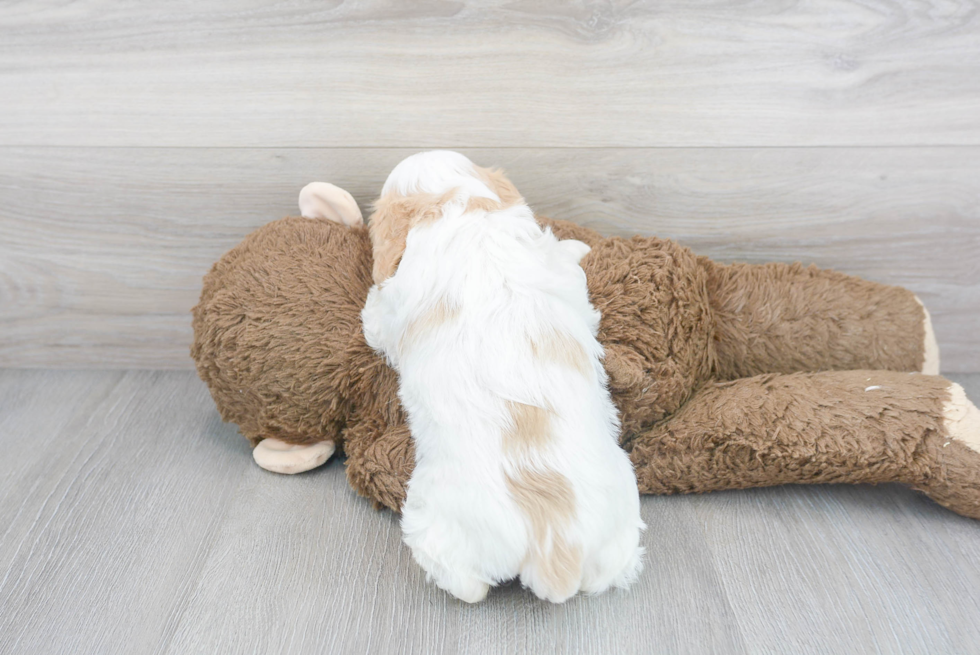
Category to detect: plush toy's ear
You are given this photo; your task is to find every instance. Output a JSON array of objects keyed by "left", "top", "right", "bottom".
[{"left": 298, "top": 182, "right": 364, "bottom": 226}]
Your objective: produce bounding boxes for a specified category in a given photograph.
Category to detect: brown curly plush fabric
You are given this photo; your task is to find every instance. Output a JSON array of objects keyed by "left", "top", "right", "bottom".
[
  {"left": 630, "top": 369, "right": 980, "bottom": 519},
  {"left": 705, "top": 261, "right": 926, "bottom": 378},
  {"left": 193, "top": 219, "right": 376, "bottom": 448},
  {"left": 192, "top": 213, "right": 980, "bottom": 520}
]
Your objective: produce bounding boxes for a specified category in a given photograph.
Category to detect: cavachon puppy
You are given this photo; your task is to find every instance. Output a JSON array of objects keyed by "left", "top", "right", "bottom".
[{"left": 361, "top": 151, "right": 645, "bottom": 603}]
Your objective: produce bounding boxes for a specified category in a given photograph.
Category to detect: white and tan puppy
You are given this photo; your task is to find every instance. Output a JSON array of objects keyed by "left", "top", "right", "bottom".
[{"left": 361, "top": 151, "right": 644, "bottom": 603}]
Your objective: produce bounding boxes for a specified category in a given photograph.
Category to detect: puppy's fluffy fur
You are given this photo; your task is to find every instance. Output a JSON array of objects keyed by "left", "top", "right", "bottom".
[{"left": 362, "top": 151, "right": 644, "bottom": 603}]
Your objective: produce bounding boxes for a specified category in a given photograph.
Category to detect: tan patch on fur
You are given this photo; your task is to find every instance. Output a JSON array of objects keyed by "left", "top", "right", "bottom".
[
  {"left": 369, "top": 169, "right": 521, "bottom": 283},
  {"left": 399, "top": 299, "right": 459, "bottom": 353},
  {"left": 465, "top": 195, "right": 502, "bottom": 213},
  {"left": 531, "top": 329, "right": 591, "bottom": 376},
  {"left": 476, "top": 166, "right": 524, "bottom": 207},
  {"left": 505, "top": 468, "right": 582, "bottom": 598},
  {"left": 502, "top": 401, "right": 552, "bottom": 457},
  {"left": 368, "top": 190, "right": 458, "bottom": 283}
]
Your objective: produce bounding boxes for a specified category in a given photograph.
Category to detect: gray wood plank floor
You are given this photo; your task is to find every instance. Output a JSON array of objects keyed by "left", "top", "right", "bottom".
[{"left": 1, "top": 370, "right": 978, "bottom": 655}]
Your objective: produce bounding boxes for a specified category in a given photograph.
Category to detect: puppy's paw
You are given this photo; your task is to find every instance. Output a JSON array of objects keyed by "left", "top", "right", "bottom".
[
  {"left": 361, "top": 285, "right": 393, "bottom": 360},
  {"left": 578, "top": 511, "right": 645, "bottom": 596},
  {"left": 406, "top": 541, "right": 491, "bottom": 603},
  {"left": 442, "top": 576, "right": 491, "bottom": 604},
  {"left": 559, "top": 239, "right": 592, "bottom": 264}
]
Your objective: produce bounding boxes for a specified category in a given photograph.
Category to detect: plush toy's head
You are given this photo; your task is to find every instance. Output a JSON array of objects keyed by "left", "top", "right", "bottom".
[
  {"left": 191, "top": 176, "right": 522, "bottom": 469},
  {"left": 191, "top": 196, "right": 405, "bottom": 450}
]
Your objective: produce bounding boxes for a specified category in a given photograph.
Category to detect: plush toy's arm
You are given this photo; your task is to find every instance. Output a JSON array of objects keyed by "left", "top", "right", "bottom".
[
  {"left": 627, "top": 369, "right": 980, "bottom": 519},
  {"left": 342, "top": 415, "right": 414, "bottom": 512},
  {"left": 702, "top": 259, "right": 938, "bottom": 378}
]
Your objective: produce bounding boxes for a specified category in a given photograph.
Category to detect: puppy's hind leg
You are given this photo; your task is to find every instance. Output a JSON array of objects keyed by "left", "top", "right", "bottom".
[
  {"left": 519, "top": 537, "right": 585, "bottom": 603},
  {"left": 406, "top": 541, "right": 491, "bottom": 604},
  {"left": 580, "top": 527, "right": 644, "bottom": 595},
  {"left": 400, "top": 504, "right": 492, "bottom": 603}
]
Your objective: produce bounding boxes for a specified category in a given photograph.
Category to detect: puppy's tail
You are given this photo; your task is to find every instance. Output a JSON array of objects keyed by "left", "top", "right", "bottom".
[{"left": 506, "top": 466, "right": 583, "bottom": 603}]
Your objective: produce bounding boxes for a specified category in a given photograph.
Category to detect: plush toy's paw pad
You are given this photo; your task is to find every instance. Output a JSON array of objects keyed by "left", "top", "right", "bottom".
[
  {"left": 253, "top": 438, "right": 336, "bottom": 474},
  {"left": 298, "top": 182, "right": 364, "bottom": 226},
  {"left": 944, "top": 384, "right": 980, "bottom": 454},
  {"left": 915, "top": 296, "right": 940, "bottom": 375}
]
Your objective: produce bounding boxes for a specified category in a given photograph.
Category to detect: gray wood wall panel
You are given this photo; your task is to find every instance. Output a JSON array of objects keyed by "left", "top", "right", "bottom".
[
  {"left": 2, "top": 1, "right": 979, "bottom": 147},
  {"left": 2, "top": 146, "right": 977, "bottom": 370},
  {"left": 1, "top": 370, "right": 979, "bottom": 654}
]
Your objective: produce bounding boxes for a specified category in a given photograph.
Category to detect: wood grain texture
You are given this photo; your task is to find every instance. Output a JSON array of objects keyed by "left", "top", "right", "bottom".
[
  {"left": 1, "top": 370, "right": 979, "bottom": 654},
  {"left": 1, "top": 0, "right": 979, "bottom": 147},
  {"left": 1, "top": 146, "right": 977, "bottom": 370},
  {"left": 0, "top": 370, "right": 249, "bottom": 655}
]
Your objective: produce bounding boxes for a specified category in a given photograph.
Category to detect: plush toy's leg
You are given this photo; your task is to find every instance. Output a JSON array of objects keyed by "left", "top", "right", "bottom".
[
  {"left": 252, "top": 438, "right": 336, "bottom": 474},
  {"left": 704, "top": 260, "right": 937, "bottom": 378},
  {"left": 627, "top": 370, "right": 980, "bottom": 519}
]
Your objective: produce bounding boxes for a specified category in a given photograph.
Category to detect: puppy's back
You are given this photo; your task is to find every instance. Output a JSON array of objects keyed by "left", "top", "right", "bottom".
[
  {"left": 366, "top": 151, "right": 643, "bottom": 602},
  {"left": 396, "top": 200, "right": 642, "bottom": 602}
]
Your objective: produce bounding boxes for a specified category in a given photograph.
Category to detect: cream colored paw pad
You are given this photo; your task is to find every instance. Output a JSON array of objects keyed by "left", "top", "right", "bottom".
[
  {"left": 253, "top": 438, "right": 336, "bottom": 474},
  {"left": 914, "top": 296, "right": 940, "bottom": 375},
  {"left": 944, "top": 384, "right": 980, "bottom": 454}
]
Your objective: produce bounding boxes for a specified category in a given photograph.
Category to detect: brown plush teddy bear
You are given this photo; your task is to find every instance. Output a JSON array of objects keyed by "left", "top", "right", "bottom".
[{"left": 191, "top": 174, "right": 980, "bottom": 520}]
